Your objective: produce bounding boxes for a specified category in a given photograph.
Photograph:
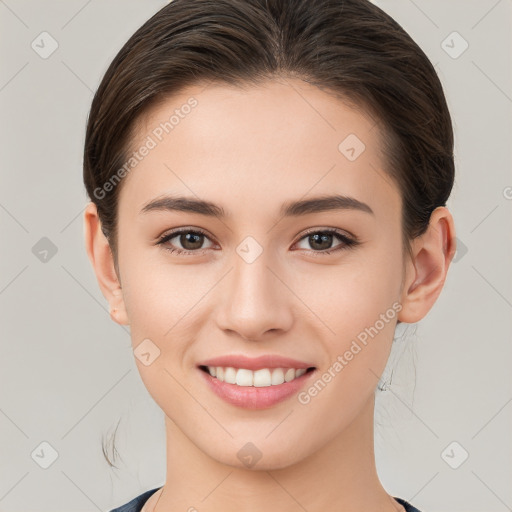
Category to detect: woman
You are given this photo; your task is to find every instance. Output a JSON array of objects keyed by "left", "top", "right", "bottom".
[{"left": 83, "top": 0, "right": 456, "bottom": 510}]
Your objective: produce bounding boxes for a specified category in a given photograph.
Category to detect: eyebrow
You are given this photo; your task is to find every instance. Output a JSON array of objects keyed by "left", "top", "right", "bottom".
[{"left": 140, "top": 194, "right": 374, "bottom": 218}]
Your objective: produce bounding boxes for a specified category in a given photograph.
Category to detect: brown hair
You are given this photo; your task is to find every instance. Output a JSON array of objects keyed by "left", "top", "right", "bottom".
[{"left": 83, "top": 0, "right": 454, "bottom": 467}]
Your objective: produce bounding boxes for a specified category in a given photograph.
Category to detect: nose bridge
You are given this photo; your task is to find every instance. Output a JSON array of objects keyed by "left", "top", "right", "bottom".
[{"left": 215, "top": 239, "right": 292, "bottom": 340}]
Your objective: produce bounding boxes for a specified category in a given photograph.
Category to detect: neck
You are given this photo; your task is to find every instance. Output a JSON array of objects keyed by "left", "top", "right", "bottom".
[{"left": 148, "top": 393, "right": 403, "bottom": 512}]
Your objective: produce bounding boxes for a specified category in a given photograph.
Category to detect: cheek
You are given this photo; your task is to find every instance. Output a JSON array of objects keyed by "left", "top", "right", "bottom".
[
  {"left": 296, "top": 254, "right": 402, "bottom": 340},
  {"left": 298, "top": 242, "right": 403, "bottom": 383},
  {"left": 119, "top": 254, "right": 218, "bottom": 385},
  {"left": 297, "top": 267, "right": 402, "bottom": 422},
  {"left": 118, "top": 237, "right": 202, "bottom": 332}
]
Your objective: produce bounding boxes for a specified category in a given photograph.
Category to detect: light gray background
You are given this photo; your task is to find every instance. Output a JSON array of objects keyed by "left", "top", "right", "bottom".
[{"left": 1, "top": 1, "right": 511, "bottom": 511}]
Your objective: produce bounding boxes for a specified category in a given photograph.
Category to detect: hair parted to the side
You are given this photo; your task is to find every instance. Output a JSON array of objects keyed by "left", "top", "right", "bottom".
[{"left": 84, "top": 0, "right": 455, "bottom": 468}]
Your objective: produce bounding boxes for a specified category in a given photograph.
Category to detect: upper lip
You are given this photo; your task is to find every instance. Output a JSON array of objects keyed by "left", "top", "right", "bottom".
[{"left": 198, "top": 354, "right": 315, "bottom": 371}]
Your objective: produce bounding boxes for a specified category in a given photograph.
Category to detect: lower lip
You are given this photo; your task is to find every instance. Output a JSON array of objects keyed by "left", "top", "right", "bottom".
[{"left": 198, "top": 367, "right": 316, "bottom": 409}]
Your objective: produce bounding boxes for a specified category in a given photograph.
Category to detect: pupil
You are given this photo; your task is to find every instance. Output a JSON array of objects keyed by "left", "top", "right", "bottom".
[
  {"left": 310, "top": 233, "right": 332, "bottom": 250},
  {"left": 181, "top": 232, "right": 203, "bottom": 250}
]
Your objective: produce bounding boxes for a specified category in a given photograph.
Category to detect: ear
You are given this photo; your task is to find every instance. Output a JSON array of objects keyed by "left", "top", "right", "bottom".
[
  {"left": 398, "top": 206, "right": 457, "bottom": 323},
  {"left": 83, "top": 202, "right": 129, "bottom": 325}
]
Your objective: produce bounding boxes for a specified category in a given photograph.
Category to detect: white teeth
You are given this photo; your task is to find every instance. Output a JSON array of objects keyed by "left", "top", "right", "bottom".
[
  {"left": 224, "top": 366, "right": 237, "bottom": 384},
  {"left": 284, "top": 368, "right": 295, "bottom": 382},
  {"left": 235, "top": 369, "right": 253, "bottom": 386},
  {"left": 253, "top": 369, "right": 271, "bottom": 387},
  {"left": 206, "top": 366, "right": 311, "bottom": 387},
  {"left": 271, "top": 368, "right": 284, "bottom": 385}
]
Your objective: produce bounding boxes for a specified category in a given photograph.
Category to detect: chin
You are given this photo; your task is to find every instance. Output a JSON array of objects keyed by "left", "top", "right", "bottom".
[{"left": 203, "top": 436, "right": 308, "bottom": 472}]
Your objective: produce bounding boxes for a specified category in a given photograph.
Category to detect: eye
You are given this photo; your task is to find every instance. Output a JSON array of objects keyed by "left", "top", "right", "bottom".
[
  {"left": 157, "top": 228, "right": 215, "bottom": 255},
  {"left": 293, "top": 228, "right": 359, "bottom": 255},
  {"left": 156, "top": 227, "right": 359, "bottom": 256}
]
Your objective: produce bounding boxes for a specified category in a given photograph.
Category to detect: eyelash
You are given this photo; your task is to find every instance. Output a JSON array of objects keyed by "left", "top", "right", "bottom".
[{"left": 156, "top": 227, "right": 360, "bottom": 256}]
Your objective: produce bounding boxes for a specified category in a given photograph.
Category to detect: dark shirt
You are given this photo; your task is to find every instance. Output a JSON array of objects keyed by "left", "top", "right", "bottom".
[{"left": 109, "top": 487, "right": 422, "bottom": 511}]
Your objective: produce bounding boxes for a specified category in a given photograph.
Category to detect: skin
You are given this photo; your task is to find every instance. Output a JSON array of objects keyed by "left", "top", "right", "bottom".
[{"left": 84, "top": 78, "right": 456, "bottom": 512}]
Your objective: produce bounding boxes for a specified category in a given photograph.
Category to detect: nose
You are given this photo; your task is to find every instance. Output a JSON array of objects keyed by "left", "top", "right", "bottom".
[{"left": 214, "top": 248, "right": 294, "bottom": 341}]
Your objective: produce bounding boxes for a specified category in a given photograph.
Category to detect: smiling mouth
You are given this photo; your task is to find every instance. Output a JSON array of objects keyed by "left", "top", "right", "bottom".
[{"left": 199, "top": 365, "right": 316, "bottom": 387}]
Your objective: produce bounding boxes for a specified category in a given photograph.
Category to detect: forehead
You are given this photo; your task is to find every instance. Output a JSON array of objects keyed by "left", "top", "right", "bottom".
[{"left": 119, "top": 78, "right": 400, "bottom": 222}]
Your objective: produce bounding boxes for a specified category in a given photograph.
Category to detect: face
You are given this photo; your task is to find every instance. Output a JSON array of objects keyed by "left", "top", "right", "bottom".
[{"left": 113, "top": 78, "right": 408, "bottom": 469}]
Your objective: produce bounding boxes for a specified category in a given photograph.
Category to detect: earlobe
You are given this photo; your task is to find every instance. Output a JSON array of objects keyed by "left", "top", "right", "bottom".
[
  {"left": 109, "top": 286, "right": 129, "bottom": 325},
  {"left": 398, "top": 206, "right": 456, "bottom": 324},
  {"left": 83, "top": 202, "right": 129, "bottom": 325}
]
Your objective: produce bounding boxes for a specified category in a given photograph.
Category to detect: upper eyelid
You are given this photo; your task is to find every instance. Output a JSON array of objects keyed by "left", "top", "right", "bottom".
[{"left": 298, "top": 226, "right": 355, "bottom": 240}]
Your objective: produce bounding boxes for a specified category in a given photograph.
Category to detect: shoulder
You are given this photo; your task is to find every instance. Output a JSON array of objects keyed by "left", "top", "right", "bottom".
[
  {"left": 394, "top": 496, "right": 423, "bottom": 512},
  {"left": 108, "top": 487, "right": 162, "bottom": 512},
  {"left": 108, "top": 489, "right": 420, "bottom": 512}
]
